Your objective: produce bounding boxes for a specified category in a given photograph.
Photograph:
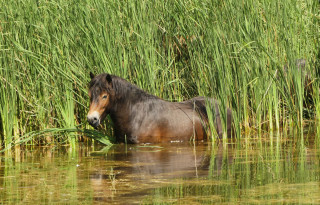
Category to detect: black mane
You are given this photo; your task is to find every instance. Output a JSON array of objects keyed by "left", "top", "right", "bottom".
[
  {"left": 89, "top": 73, "right": 161, "bottom": 107},
  {"left": 109, "top": 75, "right": 160, "bottom": 103}
]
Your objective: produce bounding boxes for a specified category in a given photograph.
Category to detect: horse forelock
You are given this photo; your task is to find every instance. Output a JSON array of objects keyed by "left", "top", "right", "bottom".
[{"left": 89, "top": 74, "right": 111, "bottom": 100}]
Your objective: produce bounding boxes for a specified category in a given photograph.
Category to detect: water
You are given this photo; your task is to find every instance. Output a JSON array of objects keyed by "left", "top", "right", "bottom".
[{"left": 1, "top": 136, "right": 320, "bottom": 204}]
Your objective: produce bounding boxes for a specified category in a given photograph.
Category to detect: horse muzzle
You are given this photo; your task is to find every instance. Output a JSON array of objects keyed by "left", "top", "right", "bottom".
[{"left": 87, "top": 111, "right": 100, "bottom": 128}]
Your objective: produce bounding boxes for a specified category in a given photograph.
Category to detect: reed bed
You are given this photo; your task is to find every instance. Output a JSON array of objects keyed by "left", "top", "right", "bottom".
[{"left": 0, "top": 0, "right": 319, "bottom": 147}]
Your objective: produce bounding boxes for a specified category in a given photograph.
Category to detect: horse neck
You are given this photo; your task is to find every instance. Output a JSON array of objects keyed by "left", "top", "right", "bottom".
[{"left": 109, "top": 80, "right": 159, "bottom": 123}]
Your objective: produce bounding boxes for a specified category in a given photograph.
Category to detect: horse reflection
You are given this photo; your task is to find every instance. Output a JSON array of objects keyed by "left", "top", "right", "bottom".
[{"left": 89, "top": 143, "right": 234, "bottom": 202}]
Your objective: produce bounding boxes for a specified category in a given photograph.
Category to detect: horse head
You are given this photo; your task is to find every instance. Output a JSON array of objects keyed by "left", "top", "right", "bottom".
[{"left": 87, "top": 73, "right": 115, "bottom": 128}]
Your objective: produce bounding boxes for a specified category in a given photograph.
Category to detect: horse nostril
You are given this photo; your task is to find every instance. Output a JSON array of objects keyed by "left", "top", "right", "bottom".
[{"left": 87, "top": 115, "right": 100, "bottom": 127}]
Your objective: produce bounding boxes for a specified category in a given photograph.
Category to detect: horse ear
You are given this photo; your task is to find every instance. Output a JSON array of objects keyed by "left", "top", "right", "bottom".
[
  {"left": 90, "top": 72, "right": 95, "bottom": 79},
  {"left": 106, "top": 74, "right": 112, "bottom": 84}
]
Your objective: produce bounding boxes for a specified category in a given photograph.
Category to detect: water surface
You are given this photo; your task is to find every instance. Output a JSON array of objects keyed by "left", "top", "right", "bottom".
[{"left": 1, "top": 136, "right": 320, "bottom": 204}]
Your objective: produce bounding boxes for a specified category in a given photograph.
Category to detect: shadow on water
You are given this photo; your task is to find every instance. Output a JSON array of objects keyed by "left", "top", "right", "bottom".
[{"left": 1, "top": 133, "right": 320, "bottom": 204}]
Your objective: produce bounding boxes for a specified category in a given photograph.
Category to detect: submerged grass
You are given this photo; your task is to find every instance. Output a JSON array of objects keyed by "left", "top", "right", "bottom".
[
  {"left": 0, "top": 127, "right": 113, "bottom": 152},
  {"left": 0, "top": 0, "right": 319, "bottom": 147}
]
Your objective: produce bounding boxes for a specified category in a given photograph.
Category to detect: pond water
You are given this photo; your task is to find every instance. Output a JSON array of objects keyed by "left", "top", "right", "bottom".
[{"left": 1, "top": 135, "right": 320, "bottom": 204}]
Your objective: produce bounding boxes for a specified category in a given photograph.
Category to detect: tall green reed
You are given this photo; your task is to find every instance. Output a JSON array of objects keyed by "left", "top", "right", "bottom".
[{"left": 0, "top": 0, "right": 319, "bottom": 146}]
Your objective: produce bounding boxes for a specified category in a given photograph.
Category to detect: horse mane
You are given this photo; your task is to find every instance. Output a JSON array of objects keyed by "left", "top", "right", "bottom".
[
  {"left": 111, "top": 75, "right": 210, "bottom": 118},
  {"left": 110, "top": 75, "right": 160, "bottom": 104},
  {"left": 90, "top": 73, "right": 208, "bottom": 116}
]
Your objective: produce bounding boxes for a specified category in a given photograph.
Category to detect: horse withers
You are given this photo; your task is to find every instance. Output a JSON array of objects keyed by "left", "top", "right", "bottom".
[{"left": 87, "top": 73, "right": 232, "bottom": 143}]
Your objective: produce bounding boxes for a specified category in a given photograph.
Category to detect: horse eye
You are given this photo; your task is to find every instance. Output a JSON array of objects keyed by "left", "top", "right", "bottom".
[{"left": 102, "top": 95, "right": 108, "bottom": 99}]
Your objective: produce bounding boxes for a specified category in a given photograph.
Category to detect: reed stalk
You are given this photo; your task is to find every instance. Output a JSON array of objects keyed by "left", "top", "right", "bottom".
[{"left": 0, "top": 0, "right": 318, "bottom": 147}]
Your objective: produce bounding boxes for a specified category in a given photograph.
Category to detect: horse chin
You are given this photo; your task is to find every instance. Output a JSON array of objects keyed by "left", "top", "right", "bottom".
[{"left": 89, "top": 121, "right": 100, "bottom": 129}]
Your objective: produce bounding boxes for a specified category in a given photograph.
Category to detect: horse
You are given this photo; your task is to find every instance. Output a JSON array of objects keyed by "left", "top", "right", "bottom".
[{"left": 87, "top": 73, "right": 232, "bottom": 143}]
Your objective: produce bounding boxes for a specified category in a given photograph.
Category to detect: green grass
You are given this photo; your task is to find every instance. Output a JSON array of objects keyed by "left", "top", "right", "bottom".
[{"left": 0, "top": 0, "right": 319, "bottom": 147}]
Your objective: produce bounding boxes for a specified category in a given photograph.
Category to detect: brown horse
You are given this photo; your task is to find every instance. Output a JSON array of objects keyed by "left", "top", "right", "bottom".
[{"left": 87, "top": 73, "right": 232, "bottom": 143}]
